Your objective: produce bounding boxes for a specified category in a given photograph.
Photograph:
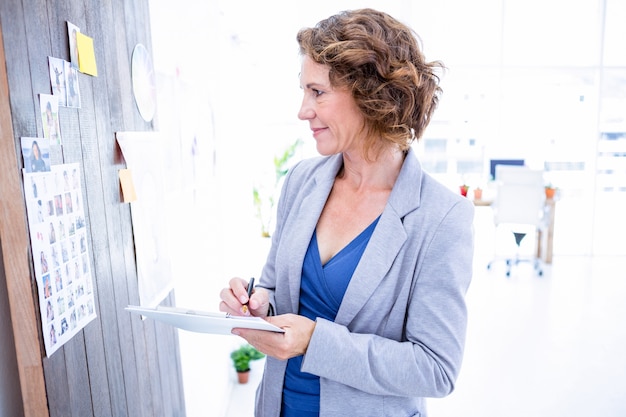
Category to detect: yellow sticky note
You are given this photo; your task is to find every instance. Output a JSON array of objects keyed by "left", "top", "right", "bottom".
[
  {"left": 119, "top": 169, "right": 137, "bottom": 203},
  {"left": 76, "top": 32, "right": 98, "bottom": 76}
]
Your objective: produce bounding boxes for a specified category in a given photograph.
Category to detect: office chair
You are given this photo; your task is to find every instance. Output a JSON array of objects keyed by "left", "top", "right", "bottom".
[{"left": 487, "top": 166, "right": 546, "bottom": 277}]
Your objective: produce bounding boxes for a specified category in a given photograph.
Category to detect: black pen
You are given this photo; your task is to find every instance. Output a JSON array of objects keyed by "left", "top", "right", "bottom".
[{"left": 242, "top": 277, "right": 255, "bottom": 314}]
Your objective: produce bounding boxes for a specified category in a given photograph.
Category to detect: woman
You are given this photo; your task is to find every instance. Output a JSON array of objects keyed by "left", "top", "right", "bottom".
[
  {"left": 30, "top": 140, "right": 46, "bottom": 172},
  {"left": 220, "top": 8, "right": 474, "bottom": 417},
  {"left": 40, "top": 251, "right": 49, "bottom": 274}
]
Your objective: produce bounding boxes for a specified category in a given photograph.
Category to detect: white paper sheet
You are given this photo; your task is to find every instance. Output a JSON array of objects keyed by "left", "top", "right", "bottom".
[
  {"left": 126, "top": 305, "right": 284, "bottom": 334},
  {"left": 116, "top": 132, "right": 173, "bottom": 308}
]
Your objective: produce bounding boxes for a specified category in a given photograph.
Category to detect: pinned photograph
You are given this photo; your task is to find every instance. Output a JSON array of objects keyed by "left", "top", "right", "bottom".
[
  {"left": 21, "top": 137, "right": 51, "bottom": 173},
  {"left": 67, "top": 21, "right": 80, "bottom": 69},
  {"left": 48, "top": 56, "right": 67, "bottom": 107},
  {"left": 39, "top": 94, "right": 62, "bottom": 144},
  {"left": 65, "top": 60, "right": 81, "bottom": 108}
]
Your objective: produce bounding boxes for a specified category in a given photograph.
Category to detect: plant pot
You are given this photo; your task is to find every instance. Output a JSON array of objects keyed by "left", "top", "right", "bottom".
[
  {"left": 545, "top": 187, "right": 556, "bottom": 199},
  {"left": 459, "top": 186, "right": 469, "bottom": 197},
  {"left": 473, "top": 188, "right": 483, "bottom": 200},
  {"left": 236, "top": 370, "right": 250, "bottom": 384}
]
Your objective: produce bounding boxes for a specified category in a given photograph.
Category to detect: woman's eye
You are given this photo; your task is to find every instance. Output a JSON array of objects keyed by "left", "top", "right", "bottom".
[{"left": 312, "top": 89, "right": 323, "bottom": 97}]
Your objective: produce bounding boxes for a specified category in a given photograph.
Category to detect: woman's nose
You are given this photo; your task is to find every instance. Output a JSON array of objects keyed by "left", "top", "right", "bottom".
[{"left": 298, "top": 97, "right": 314, "bottom": 120}]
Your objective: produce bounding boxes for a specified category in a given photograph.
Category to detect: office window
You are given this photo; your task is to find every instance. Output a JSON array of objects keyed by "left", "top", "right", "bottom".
[
  {"left": 423, "top": 138, "right": 447, "bottom": 153},
  {"left": 603, "top": 0, "right": 626, "bottom": 66},
  {"left": 409, "top": 0, "right": 624, "bottom": 255},
  {"left": 421, "top": 160, "right": 449, "bottom": 175}
]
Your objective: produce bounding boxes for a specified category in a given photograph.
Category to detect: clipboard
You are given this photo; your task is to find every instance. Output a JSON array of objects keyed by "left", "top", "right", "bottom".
[{"left": 126, "top": 305, "right": 284, "bottom": 335}]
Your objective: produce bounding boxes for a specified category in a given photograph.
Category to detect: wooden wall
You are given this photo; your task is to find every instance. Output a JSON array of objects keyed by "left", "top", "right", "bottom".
[{"left": 0, "top": 1, "right": 185, "bottom": 416}]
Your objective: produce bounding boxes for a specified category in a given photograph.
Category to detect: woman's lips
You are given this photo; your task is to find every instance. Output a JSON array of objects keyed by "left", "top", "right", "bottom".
[{"left": 311, "top": 127, "right": 327, "bottom": 138}]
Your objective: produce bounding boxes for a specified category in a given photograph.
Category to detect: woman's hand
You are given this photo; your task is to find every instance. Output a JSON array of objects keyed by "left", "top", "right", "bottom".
[
  {"left": 219, "top": 277, "right": 270, "bottom": 317},
  {"left": 232, "top": 314, "right": 316, "bottom": 361}
]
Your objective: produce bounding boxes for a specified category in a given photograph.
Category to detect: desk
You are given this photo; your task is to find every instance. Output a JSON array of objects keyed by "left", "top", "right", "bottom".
[
  {"left": 537, "top": 198, "right": 556, "bottom": 263},
  {"left": 472, "top": 197, "right": 557, "bottom": 264},
  {"left": 473, "top": 199, "right": 493, "bottom": 207}
]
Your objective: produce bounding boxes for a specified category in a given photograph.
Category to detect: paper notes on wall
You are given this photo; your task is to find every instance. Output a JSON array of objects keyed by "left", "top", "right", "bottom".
[
  {"left": 119, "top": 169, "right": 137, "bottom": 203},
  {"left": 76, "top": 32, "right": 98, "bottom": 76}
]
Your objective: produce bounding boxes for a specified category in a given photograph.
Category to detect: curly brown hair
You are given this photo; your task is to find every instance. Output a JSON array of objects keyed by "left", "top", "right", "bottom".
[{"left": 297, "top": 8, "right": 444, "bottom": 159}]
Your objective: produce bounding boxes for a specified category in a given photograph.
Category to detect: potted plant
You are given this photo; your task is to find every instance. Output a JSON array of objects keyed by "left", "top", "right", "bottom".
[
  {"left": 253, "top": 138, "right": 303, "bottom": 237},
  {"left": 230, "top": 344, "right": 265, "bottom": 384},
  {"left": 473, "top": 186, "right": 483, "bottom": 200},
  {"left": 545, "top": 184, "right": 557, "bottom": 199},
  {"left": 459, "top": 184, "right": 469, "bottom": 197}
]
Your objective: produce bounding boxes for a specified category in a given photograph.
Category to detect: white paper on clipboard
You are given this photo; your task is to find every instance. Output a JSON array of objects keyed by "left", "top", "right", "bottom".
[{"left": 125, "top": 305, "right": 284, "bottom": 334}]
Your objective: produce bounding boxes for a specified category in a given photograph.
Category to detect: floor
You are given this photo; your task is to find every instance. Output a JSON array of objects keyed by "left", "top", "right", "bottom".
[{"left": 222, "top": 206, "right": 626, "bottom": 417}]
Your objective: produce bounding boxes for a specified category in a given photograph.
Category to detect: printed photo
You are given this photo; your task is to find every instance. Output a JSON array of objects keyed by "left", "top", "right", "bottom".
[
  {"left": 39, "top": 94, "right": 62, "bottom": 145},
  {"left": 46, "top": 300, "right": 54, "bottom": 322},
  {"left": 48, "top": 57, "right": 67, "bottom": 107},
  {"left": 21, "top": 137, "right": 51, "bottom": 173},
  {"left": 67, "top": 22, "right": 80, "bottom": 69},
  {"left": 65, "top": 60, "right": 81, "bottom": 108},
  {"left": 49, "top": 324, "right": 57, "bottom": 346},
  {"left": 54, "top": 194, "right": 64, "bottom": 216},
  {"left": 42, "top": 274, "right": 52, "bottom": 299}
]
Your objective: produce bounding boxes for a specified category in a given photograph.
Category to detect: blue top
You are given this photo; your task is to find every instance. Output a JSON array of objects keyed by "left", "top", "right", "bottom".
[{"left": 281, "top": 217, "right": 380, "bottom": 417}]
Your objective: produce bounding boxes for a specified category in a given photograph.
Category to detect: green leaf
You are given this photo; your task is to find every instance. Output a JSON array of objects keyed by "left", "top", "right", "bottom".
[{"left": 230, "top": 344, "right": 265, "bottom": 372}]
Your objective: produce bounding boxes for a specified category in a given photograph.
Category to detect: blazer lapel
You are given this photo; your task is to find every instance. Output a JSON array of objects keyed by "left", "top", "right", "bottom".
[
  {"left": 335, "top": 149, "right": 423, "bottom": 325},
  {"left": 284, "top": 155, "right": 343, "bottom": 313},
  {"left": 335, "top": 211, "right": 407, "bottom": 324}
]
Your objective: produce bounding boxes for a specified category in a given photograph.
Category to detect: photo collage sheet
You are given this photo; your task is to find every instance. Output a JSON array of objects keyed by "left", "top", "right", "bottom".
[
  {"left": 19, "top": 21, "right": 99, "bottom": 357},
  {"left": 23, "top": 164, "right": 96, "bottom": 357}
]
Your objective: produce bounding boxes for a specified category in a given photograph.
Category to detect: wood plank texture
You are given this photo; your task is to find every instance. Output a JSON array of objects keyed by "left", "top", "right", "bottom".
[
  {"left": 0, "top": 2, "right": 50, "bottom": 416},
  {"left": 0, "top": 1, "right": 186, "bottom": 416}
]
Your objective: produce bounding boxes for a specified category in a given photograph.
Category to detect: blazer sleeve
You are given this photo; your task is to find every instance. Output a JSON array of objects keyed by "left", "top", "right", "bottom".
[
  {"left": 255, "top": 158, "right": 308, "bottom": 314},
  {"left": 301, "top": 197, "right": 474, "bottom": 398}
]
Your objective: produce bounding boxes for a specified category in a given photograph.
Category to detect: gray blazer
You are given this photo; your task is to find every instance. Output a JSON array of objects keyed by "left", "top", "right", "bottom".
[{"left": 255, "top": 148, "right": 474, "bottom": 417}]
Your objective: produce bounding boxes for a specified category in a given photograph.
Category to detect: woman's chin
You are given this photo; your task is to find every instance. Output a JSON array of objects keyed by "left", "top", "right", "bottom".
[{"left": 315, "top": 143, "right": 337, "bottom": 157}]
